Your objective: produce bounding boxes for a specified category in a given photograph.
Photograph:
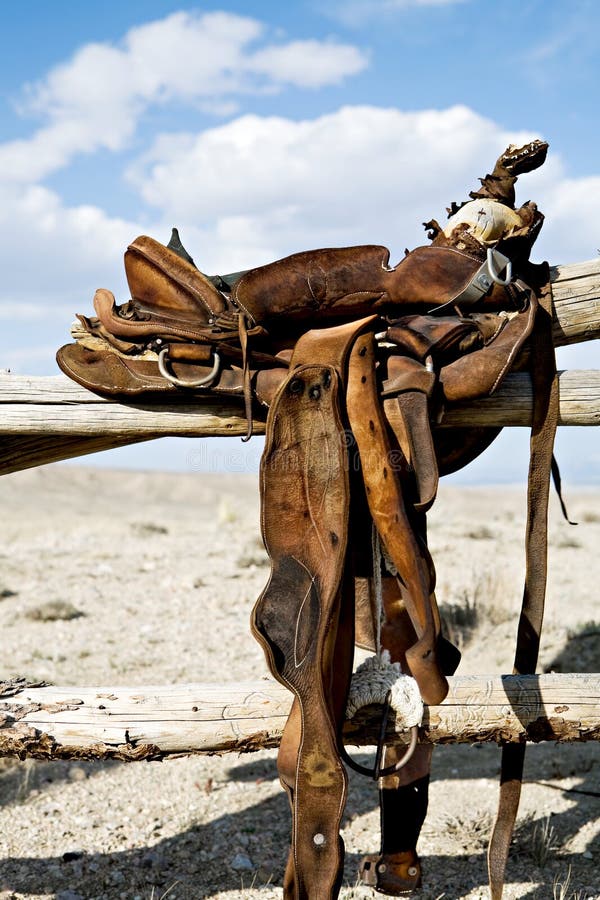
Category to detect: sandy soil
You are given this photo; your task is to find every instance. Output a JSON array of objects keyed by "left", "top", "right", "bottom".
[{"left": 0, "top": 466, "right": 598, "bottom": 900}]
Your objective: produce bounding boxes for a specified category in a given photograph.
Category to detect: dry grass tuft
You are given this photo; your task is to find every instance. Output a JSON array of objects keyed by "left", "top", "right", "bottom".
[
  {"left": 131, "top": 521, "right": 169, "bottom": 536},
  {"left": 553, "top": 866, "right": 591, "bottom": 900},
  {"left": 464, "top": 524, "right": 496, "bottom": 541},
  {"left": 149, "top": 883, "right": 180, "bottom": 900},
  {"left": 25, "top": 600, "right": 84, "bottom": 621},
  {"left": 439, "top": 568, "right": 513, "bottom": 648},
  {"left": 439, "top": 595, "right": 479, "bottom": 649},
  {"left": 436, "top": 812, "right": 493, "bottom": 851},
  {"left": 555, "top": 535, "right": 583, "bottom": 550},
  {"left": 515, "top": 813, "right": 560, "bottom": 868}
]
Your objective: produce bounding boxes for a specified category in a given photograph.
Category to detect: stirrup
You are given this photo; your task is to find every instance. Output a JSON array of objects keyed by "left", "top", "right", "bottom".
[{"left": 359, "top": 849, "right": 422, "bottom": 895}]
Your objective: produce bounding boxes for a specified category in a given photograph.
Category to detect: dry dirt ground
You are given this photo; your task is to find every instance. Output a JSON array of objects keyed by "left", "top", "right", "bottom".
[{"left": 0, "top": 466, "right": 598, "bottom": 900}]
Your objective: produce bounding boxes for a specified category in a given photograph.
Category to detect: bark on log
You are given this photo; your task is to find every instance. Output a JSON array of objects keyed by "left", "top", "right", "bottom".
[{"left": 0, "top": 674, "right": 598, "bottom": 762}]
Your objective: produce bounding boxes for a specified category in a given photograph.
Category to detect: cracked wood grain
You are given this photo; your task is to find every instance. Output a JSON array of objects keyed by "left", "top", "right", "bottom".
[{"left": 0, "top": 674, "right": 598, "bottom": 761}]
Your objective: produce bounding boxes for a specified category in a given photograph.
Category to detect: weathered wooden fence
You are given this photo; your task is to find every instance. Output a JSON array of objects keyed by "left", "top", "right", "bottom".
[
  {"left": 1, "top": 674, "right": 599, "bottom": 762},
  {"left": 0, "top": 256, "right": 598, "bottom": 760}
]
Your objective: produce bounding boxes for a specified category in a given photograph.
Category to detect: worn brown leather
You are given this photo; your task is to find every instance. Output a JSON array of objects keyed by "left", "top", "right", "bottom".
[
  {"left": 359, "top": 849, "right": 422, "bottom": 895},
  {"left": 346, "top": 331, "right": 447, "bottom": 707},
  {"left": 440, "top": 297, "right": 537, "bottom": 402},
  {"left": 56, "top": 340, "right": 290, "bottom": 406},
  {"left": 233, "top": 243, "right": 512, "bottom": 327},
  {"left": 251, "top": 374, "right": 351, "bottom": 897},
  {"left": 125, "top": 236, "right": 228, "bottom": 318},
  {"left": 55, "top": 140, "right": 556, "bottom": 900}
]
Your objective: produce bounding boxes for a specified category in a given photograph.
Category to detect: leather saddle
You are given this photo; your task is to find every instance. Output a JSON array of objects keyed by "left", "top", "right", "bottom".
[{"left": 56, "top": 140, "right": 556, "bottom": 899}]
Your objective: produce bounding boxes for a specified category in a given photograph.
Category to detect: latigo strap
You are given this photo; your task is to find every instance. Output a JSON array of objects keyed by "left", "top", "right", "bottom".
[{"left": 488, "top": 266, "right": 558, "bottom": 899}]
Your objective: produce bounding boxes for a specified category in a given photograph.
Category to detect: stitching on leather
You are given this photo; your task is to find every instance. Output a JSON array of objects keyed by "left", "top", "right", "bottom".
[
  {"left": 483, "top": 316, "right": 508, "bottom": 346},
  {"left": 322, "top": 266, "right": 329, "bottom": 303},
  {"left": 230, "top": 285, "right": 255, "bottom": 325}
]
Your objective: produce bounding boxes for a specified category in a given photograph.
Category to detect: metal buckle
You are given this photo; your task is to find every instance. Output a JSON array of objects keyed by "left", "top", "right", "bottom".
[
  {"left": 486, "top": 247, "right": 512, "bottom": 286},
  {"left": 429, "top": 247, "right": 512, "bottom": 313},
  {"left": 157, "top": 346, "right": 221, "bottom": 388}
]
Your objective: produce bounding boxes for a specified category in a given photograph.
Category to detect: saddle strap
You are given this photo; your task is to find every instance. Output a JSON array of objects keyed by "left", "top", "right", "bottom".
[
  {"left": 345, "top": 331, "right": 448, "bottom": 706},
  {"left": 488, "top": 264, "right": 558, "bottom": 899},
  {"left": 252, "top": 318, "right": 377, "bottom": 899}
]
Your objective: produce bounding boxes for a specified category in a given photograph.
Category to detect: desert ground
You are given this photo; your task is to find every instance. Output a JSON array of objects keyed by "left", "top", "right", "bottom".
[{"left": 0, "top": 464, "right": 598, "bottom": 900}]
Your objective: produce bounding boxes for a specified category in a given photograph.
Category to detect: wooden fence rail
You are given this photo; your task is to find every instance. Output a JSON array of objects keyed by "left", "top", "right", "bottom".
[
  {"left": 1, "top": 674, "right": 598, "bottom": 762},
  {"left": 0, "top": 257, "right": 599, "bottom": 475}
]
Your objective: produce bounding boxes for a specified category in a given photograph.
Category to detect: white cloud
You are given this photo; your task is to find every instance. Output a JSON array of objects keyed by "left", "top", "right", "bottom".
[
  {"left": 249, "top": 40, "right": 368, "bottom": 87},
  {"left": 0, "top": 10, "right": 368, "bottom": 185},
  {"left": 1, "top": 100, "right": 598, "bottom": 376},
  {"left": 331, "top": 0, "right": 467, "bottom": 26},
  {"left": 127, "top": 105, "right": 537, "bottom": 269},
  {"left": 536, "top": 175, "right": 600, "bottom": 265},
  {"left": 126, "top": 103, "right": 600, "bottom": 271},
  {"left": 0, "top": 183, "right": 140, "bottom": 308}
]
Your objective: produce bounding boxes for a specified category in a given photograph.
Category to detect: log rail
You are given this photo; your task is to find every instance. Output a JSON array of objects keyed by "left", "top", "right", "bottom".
[
  {"left": 0, "top": 258, "right": 599, "bottom": 475},
  {"left": 1, "top": 674, "right": 598, "bottom": 762}
]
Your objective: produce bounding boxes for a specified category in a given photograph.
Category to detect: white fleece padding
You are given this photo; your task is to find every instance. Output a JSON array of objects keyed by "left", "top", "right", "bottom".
[{"left": 346, "top": 650, "right": 423, "bottom": 727}]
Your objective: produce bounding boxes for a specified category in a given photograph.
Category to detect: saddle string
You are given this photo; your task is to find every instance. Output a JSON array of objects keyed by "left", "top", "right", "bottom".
[
  {"left": 551, "top": 454, "right": 577, "bottom": 525},
  {"left": 371, "top": 523, "right": 383, "bottom": 661},
  {"left": 343, "top": 523, "right": 422, "bottom": 777},
  {"left": 238, "top": 312, "right": 253, "bottom": 442}
]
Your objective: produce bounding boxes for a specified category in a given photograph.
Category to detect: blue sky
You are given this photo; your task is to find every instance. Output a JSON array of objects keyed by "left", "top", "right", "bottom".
[{"left": 0, "top": 0, "right": 597, "bottom": 481}]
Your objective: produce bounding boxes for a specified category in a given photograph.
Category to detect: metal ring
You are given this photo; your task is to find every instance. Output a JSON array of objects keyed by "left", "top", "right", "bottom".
[
  {"left": 341, "top": 689, "right": 420, "bottom": 781},
  {"left": 377, "top": 725, "right": 419, "bottom": 776},
  {"left": 158, "top": 346, "right": 221, "bottom": 388},
  {"left": 487, "top": 247, "right": 512, "bottom": 286}
]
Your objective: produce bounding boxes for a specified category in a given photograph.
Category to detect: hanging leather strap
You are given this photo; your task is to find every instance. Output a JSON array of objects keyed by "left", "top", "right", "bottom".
[
  {"left": 252, "top": 317, "right": 378, "bottom": 899},
  {"left": 488, "top": 264, "right": 558, "bottom": 898},
  {"left": 251, "top": 362, "right": 351, "bottom": 900},
  {"left": 346, "top": 331, "right": 448, "bottom": 707}
]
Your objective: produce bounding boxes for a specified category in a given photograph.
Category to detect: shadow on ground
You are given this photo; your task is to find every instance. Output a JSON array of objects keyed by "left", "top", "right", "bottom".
[
  {"left": 1, "top": 624, "right": 598, "bottom": 897},
  {"left": 0, "top": 742, "right": 598, "bottom": 898}
]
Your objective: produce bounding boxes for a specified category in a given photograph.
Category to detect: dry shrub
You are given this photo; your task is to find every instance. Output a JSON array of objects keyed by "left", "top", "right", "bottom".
[
  {"left": 438, "top": 811, "right": 493, "bottom": 851},
  {"left": 464, "top": 524, "right": 496, "bottom": 541},
  {"left": 25, "top": 600, "right": 84, "bottom": 621},
  {"left": 554, "top": 866, "right": 591, "bottom": 900},
  {"left": 514, "top": 813, "right": 560, "bottom": 868},
  {"left": 439, "top": 569, "right": 512, "bottom": 648},
  {"left": 130, "top": 521, "right": 169, "bottom": 536}
]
